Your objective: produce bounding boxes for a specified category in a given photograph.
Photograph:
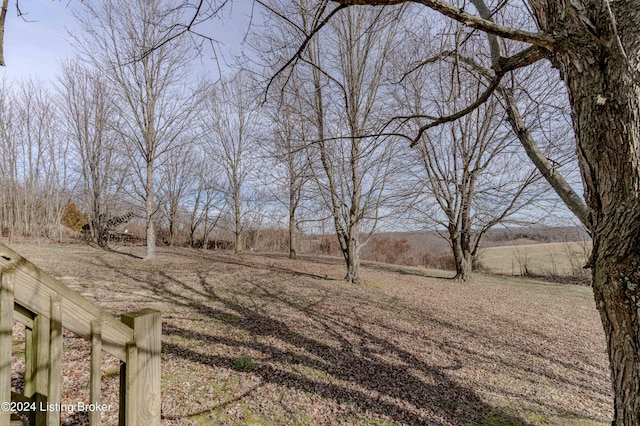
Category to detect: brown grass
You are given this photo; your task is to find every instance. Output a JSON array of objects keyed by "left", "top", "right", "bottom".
[
  {"left": 9, "top": 242, "right": 610, "bottom": 425},
  {"left": 480, "top": 242, "right": 591, "bottom": 279}
]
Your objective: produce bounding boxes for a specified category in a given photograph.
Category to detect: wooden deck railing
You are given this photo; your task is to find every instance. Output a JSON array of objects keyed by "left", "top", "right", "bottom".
[{"left": 0, "top": 243, "right": 161, "bottom": 426}]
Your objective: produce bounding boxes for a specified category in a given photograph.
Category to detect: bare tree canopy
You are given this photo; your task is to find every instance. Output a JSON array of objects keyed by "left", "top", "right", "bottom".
[
  {"left": 297, "top": 0, "right": 640, "bottom": 423},
  {"left": 58, "top": 60, "right": 126, "bottom": 245},
  {"left": 0, "top": 79, "right": 69, "bottom": 240},
  {"left": 72, "top": 0, "right": 200, "bottom": 259},
  {"left": 263, "top": 1, "right": 408, "bottom": 283},
  {"left": 405, "top": 68, "right": 547, "bottom": 279},
  {"left": 201, "top": 71, "right": 260, "bottom": 255}
]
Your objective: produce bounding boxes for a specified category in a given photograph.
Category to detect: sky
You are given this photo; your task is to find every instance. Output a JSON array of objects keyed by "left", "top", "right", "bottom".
[
  {"left": 0, "top": 1, "right": 581, "bottom": 230},
  {"left": 0, "top": 0, "right": 76, "bottom": 83},
  {"left": 0, "top": 0, "right": 256, "bottom": 85}
]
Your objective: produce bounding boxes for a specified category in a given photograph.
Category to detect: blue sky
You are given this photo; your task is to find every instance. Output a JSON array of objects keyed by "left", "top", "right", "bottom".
[
  {"left": 0, "top": 0, "right": 76, "bottom": 83},
  {"left": 0, "top": 0, "right": 256, "bottom": 84}
]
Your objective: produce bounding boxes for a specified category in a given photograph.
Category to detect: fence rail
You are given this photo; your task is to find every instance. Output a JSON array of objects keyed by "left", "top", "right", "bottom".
[{"left": 0, "top": 243, "right": 161, "bottom": 426}]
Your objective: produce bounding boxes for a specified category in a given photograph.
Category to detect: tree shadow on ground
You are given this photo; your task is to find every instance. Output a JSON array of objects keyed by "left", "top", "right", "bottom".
[
  {"left": 88, "top": 249, "right": 609, "bottom": 425},
  {"left": 101, "top": 244, "right": 144, "bottom": 259},
  {"left": 160, "top": 297, "right": 525, "bottom": 425}
]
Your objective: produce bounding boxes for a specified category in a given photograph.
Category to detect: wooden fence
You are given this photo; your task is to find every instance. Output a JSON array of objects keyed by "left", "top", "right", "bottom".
[{"left": 0, "top": 243, "right": 161, "bottom": 426}]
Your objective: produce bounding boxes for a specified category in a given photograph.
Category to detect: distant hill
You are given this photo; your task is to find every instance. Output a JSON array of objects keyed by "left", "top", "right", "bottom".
[
  {"left": 306, "top": 226, "right": 590, "bottom": 255},
  {"left": 363, "top": 226, "right": 589, "bottom": 251},
  {"left": 479, "top": 226, "right": 590, "bottom": 247},
  {"left": 301, "top": 226, "right": 590, "bottom": 270}
]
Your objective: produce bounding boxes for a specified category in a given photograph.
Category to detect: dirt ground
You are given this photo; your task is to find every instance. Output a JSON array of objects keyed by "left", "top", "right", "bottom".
[{"left": 9, "top": 242, "right": 611, "bottom": 425}]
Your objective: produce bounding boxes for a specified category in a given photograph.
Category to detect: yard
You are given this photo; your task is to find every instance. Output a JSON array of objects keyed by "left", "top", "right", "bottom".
[{"left": 10, "top": 243, "right": 610, "bottom": 425}]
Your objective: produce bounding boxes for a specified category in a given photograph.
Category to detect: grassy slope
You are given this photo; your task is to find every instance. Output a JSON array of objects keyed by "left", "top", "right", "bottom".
[
  {"left": 480, "top": 242, "right": 591, "bottom": 278},
  {"left": 9, "top": 242, "right": 609, "bottom": 425}
]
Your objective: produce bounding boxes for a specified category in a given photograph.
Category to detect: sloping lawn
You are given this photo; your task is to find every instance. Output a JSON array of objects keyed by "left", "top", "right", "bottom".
[{"left": 9, "top": 243, "right": 611, "bottom": 425}]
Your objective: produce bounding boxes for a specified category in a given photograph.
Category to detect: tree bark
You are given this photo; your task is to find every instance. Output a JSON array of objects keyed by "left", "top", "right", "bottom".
[
  {"left": 451, "top": 235, "right": 473, "bottom": 281},
  {"left": 145, "top": 162, "right": 156, "bottom": 260},
  {"left": 234, "top": 186, "right": 242, "bottom": 255},
  {"left": 0, "top": 0, "right": 8, "bottom": 67},
  {"left": 288, "top": 201, "right": 297, "bottom": 260},
  {"left": 343, "top": 235, "right": 362, "bottom": 284},
  {"left": 535, "top": 3, "right": 640, "bottom": 421},
  {"left": 567, "top": 60, "right": 640, "bottom": 426},
  {"left": 454, "top": 255, "right": 473, "bottom": 281}
]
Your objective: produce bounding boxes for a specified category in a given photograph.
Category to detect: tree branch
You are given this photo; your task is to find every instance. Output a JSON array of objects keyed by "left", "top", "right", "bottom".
[
  {"left": 500, "top": 87, "right": 590, "bottom": 228},
  {"left": 0, "top": 0, "right": 8, "bottom": 66},
  {"left": 142, "top": 0, "right": 230, "bottom": 61},
  {"left": 496, "top": 45, "right": 546, "bottom": 72},
  {"left": 403, "top": 45, "right": 546, "bottom": 148},
  {"left": 467, "top": 0, "right": 590, "bottom": 229},
  {"left": 410, "top": 74, "right": 503, "bottom": 147},
  {"left": 331, "top": 0, "right": 555, "bottom": 49},
  {"left": 264, "top": 2, "right": 347, "bottom": 100}
]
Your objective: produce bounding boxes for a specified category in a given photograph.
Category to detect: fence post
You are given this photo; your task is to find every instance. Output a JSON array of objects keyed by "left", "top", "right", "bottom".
[
  {"left": 47, "top": 294, "right": 62, "bottom": 426},
  {"left": 119, "top": 342, "right": 138, "bottom": 426},
  {"left": 29, "top": 313, "right": 50, "bottom": 426},
  {"left": 0, "top": 267, "right": 15, "bottom": 426},
  {"left": 90, "top": 320, "right": 103, "bottom": 426},
  {"left": 120, "top": 309, "right": 161, "bottom": 426}
]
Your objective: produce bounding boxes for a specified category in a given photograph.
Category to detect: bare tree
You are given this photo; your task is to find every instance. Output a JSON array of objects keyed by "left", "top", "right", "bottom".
[
  {"left": 296, "top": 4, "right": 406, "bottom": 283},
  {"left": 393, "top": 29, "right": 552, "bottom": 280},
  {"left": 250, "top": 1, "right": 326, "bottom": 260},
  {"left": 157, "top": 144, "right": 198, "bottom": 246},
  {"left": 258, "top": 0, "right": 406, "bottom": 281},
  {"left": 0, "top": 0, "right": 10, "bottom": 67},
  {"left": 0, "top": 78, "right": 18, "bottom": 239},
  {"left": 411, "top": 96, "right": 544, "bottom": 280},
  {"left": 0, "top": 79, "right": 68, "bottom": 240},
  {"left": 202, "top": 73, "right": 259, "bottom": 255},
  {"left": 182, "top": 151, "right": 226, "bottom": 248},
  {"left": 58, "top": 60, "right": 126, "bottom": 245},
  {"left": 72, "top": 0, "right": 199, "bottom": 259},
  {"left": 260, "top": 83, "right": 314, "bottom": 259},
  {"left": 308, "top": 0, "right": 640, "bottom": 421}
]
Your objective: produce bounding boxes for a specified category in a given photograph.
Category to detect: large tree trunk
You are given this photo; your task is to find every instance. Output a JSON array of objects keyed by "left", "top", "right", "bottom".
[
  {"left": 450, "top": 230, "right": 474, "bottom": 281},
  {"left": 168, "top": 204, "right": 177, "bottom": 246},
  {"left": 553, "top": 24, "right": 640, "bottom": 426},
  {"left": 594, "top": 252, "right": 640, "bottom": 425},
  {"left": 343, "top": 235, "right": 362, "bottom": 284},
  {"left": 577, "top": 80, "right": 640, "bottom": 426},
  {"left": 452, "top": 244, "right": 473, "bottom": 281}
]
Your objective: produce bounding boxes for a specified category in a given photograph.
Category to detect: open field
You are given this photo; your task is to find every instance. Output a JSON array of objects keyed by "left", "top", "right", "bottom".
[
  {"left": 480, "top": 242, "right": 592, "bottom": 280},
  {"left": 8, "top": 242, "right": 610, "bottom": 425}
]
